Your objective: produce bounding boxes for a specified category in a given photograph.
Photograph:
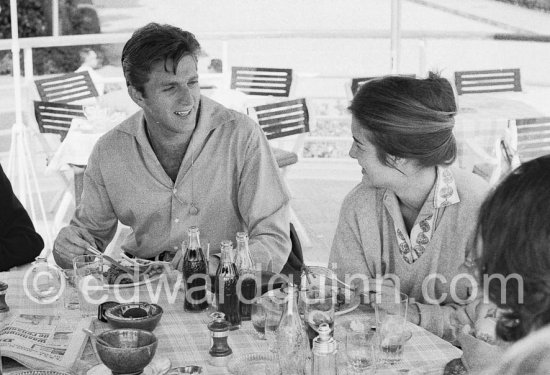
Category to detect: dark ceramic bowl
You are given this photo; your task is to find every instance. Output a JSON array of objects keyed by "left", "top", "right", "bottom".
[
  {"left": 96, "top": 329, "right": 158, "bottom": 375},
  {"left": 105, "top": 302, "right": 163, "bottom": 332}
]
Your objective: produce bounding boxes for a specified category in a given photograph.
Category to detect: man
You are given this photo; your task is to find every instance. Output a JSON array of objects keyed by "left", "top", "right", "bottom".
[
  {"left": 76, "top": 47, "right": 104, "bottom": 95},
  {"left": 0, "top": 164, "right": 44, "bottom": 271},
  {"left": 53, "top": 23, "right": 291, "bottom": 273}
]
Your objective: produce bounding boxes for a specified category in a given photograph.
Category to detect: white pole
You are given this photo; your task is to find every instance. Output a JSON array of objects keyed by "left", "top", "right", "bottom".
[
  {"left": 222, "top": 41, "right": 229, "bottom": 88},
  {"left": 52, "top": 0, "right": 59, "bottom": 36},
  {"left": 7, "top": 0, "right": 53, "bottom": 252},
  {"left": 390, "top": 0, "right": 402, "bottom": 74},
  {"left": 10, "top": 0, "right": 23, "bottom": 126}
]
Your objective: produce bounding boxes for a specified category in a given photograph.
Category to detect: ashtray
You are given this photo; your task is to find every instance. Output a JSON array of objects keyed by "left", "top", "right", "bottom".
[
  {"left": 227, "top": 352, "right": 279, "bottom": 375},
  {"left": 165, "top": 366, "right": 203, "bottom": 374},
  {"left": 87, "top": 356, "right": 170, "bottom": 375},
  {"left": 105, "top": 302, "right": 163, "bottom": 332}
]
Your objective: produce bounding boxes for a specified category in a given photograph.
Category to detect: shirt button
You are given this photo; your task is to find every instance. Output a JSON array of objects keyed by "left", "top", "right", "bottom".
[
  {"left": 173, "top": 188, "right": 177, "bottom": 194},
  {"left": 174, "top": 218, "right": 180, "bottom": 223},
  {"left": 173, "top": 246, "right": 178, "bottom": 250}
]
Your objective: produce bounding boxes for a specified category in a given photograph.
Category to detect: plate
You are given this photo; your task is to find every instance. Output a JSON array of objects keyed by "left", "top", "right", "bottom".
[
  {"left": 104, "top": 272, "right": 165, "bottom": 289},
  {"left": 227, "top": 352, "right": 279, "bottom": 375},
  {"left": 10, "top": 371, "right": 72, "bottom": 375},
  {"left": 87, "top": 356, "right": 171, "bottom": 375}
]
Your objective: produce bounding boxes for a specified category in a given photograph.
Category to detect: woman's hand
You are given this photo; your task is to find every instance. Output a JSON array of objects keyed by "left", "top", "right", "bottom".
[{"left": 457, "top": 325, "right": 504, "bottom": 373}]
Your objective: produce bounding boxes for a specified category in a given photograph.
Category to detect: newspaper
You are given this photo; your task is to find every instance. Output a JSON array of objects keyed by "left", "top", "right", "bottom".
[{"left": 0, "top": 314, "right": 92, "bottom": 372}]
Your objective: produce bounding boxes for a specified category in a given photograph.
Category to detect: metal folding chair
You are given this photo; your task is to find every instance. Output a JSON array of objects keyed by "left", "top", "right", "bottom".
[
  {"left": 249, "top": 98, "right": 311, "bottom": 247},
  {"left": 349, "top": 74, "right": 416, "bottom": 98},
  {"left": 35, "top": 71, "right": 99, "bottom": 103},
  {"left": 454, "top": 68, "right": 522, "bottom": 95},
  {"left": 231, "top": 66, "right": 293, "bottom": 97}
]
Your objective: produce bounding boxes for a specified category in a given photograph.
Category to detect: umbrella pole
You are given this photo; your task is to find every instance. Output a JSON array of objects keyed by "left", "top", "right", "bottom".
[{"left": 6, "top": 0, "right": 53, "bottom": 255}]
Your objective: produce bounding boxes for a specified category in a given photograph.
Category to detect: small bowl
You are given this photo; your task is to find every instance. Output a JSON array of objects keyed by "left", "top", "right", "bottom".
[
  {"left": 96, "top": 329, "right": 158, "bottom": 375},
  {"left": 166, "top": 366, "right": 203, "bottom": 374},
  {"left": 105, "top": 303, "right": 163, "bottom": 332}
]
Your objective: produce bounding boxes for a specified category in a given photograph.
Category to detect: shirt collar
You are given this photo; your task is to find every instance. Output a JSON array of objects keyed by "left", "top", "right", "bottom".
[
  {"left": 116, "top": 95, "right": 236, "bottom": 148},
  {"left": 433, "top": 165, "right": 460, "bottom": 208}
]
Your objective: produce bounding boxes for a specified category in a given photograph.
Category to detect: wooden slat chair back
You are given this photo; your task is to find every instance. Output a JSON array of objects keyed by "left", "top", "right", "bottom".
[
  {"left": 350, "top": 74, "right": 416, "bottom": 97},
  {"left": 250, "top": 98, "right": 310, "bottom": 169},
  {"left": 231, "top": 66, "right": 293, "bottom": 97},
  {"left": 454, "top": 68, "right": 522, "bottom": 95},
  {"left": 34, "top": 100, "right": 86, "bottom": 142},
  {"left": 511, "top": 116, "right": 550, "bottom": 162},
  {"left": 35, "top": 71, "right": 99, "bottom": 103}
]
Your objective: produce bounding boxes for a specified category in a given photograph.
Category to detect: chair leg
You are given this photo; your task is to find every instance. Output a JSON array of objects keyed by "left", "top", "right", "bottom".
[{"left": 289, "top": 205, "right": 311, "bottom": 248}]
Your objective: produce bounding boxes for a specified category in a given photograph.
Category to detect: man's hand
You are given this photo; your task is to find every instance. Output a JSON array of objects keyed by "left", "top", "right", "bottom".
[{"left": 53, "top": 226, "right": 96, "bottom": 269}]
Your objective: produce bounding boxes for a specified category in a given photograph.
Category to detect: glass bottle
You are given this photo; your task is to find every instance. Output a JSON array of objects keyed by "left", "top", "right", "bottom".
[
  {"left": 182, "top": 226, "right": 209, "bottom": 312},
  {"left": 276, "top": 284, "right": 310, "bottom": 375},
  {"left": 312, "top": 323, "right": 337, "bottom": 375},
  {"left": 234, "top": 232, "right": 256, "bottom": 321},
  {"left": 215, "top": 240, "right": 241, "bottom": 329}
]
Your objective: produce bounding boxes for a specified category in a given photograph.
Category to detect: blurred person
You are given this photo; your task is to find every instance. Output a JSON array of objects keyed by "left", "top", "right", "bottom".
[
  {"left": 329, "top": 73, "right": 489, "bottom": 340},
  {"left": 53, "top": 23, "right": 291, "bottom": 273},
  {"left": 207, "top": 58, "right": 223, "bottom": 73},
  {"left": 76, "top": 47, "right": 105, "bottom": 95},
  {"left": 0, "top": 164, "right": 44, "bottom": 271},
  {"left": 459, "top": 155, "right": 550, "bottom": 374}
]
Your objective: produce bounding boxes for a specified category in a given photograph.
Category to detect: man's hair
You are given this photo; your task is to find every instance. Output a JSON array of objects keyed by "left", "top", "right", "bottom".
[
  {"left": 349, "top": 72, "right": 457, "bottom": 168},
  {"left": 476, "top": 155, "right": 550, "bottom": 342},
  {"left": 121, "top": 23, "right": 201, "bottom": 95}
]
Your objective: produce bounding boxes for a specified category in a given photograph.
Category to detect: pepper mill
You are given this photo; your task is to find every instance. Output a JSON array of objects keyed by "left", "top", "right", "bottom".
[
  {"left": 0, "top": 281, "right": 9, "bottom": 315},
  {"left": 207, "top": 312, "right": 232, "bottom": 367}
]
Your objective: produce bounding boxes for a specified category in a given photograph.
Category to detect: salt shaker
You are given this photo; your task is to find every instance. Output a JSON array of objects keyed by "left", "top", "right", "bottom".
[{"left": 207, "top": 312, "right": 232, "bottom": 367}]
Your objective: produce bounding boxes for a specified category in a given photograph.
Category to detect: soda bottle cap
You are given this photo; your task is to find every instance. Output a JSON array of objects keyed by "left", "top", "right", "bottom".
[
  {"left": 188, "top": 226, "right": 199, "bottom": 234},
  {"left": 236, "top": 232, "right": 248, "bottom": 240},
  {"left": 210, "top": 312, "right": 225, "bottom": 323}
]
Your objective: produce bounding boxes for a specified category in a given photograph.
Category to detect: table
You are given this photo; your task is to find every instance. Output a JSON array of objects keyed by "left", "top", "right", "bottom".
[
  {"left": 454, "top": 94, "right": 542, "bottom": 170},
  {"left": 1, "top": 268, "right": 461, "bottom": 375}
]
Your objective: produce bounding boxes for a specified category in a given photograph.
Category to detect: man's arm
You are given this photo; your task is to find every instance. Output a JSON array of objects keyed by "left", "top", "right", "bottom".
[
  {"left": 0, "top": 165, "right": 44, "bottom": 271},
  {"left": 53, "top": 143, "right": 118, "bottom": 268},
  {"left": 237, "top": 125, "right": 291, "bottom": 273}
]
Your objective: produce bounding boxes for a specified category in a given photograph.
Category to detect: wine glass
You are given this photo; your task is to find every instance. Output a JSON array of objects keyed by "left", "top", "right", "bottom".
[{"left": 250, "top": 298, "right": 266, "bottom": 340}]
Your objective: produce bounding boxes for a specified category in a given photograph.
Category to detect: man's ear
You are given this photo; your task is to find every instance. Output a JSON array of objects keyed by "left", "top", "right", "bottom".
[{"left": 128, "top": 85, "right": 144, "bottom": 108}]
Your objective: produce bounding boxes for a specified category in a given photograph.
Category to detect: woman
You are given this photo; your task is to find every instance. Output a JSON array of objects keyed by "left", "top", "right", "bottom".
[
  {"left": 0, "top": 163, "right": 44, "bottom": 271},
  {"left": 466, "top": 155, "right": 550, "bottom": 374},
  {"left": 329, "top": 74, "right": 489, "bottom": 340}
]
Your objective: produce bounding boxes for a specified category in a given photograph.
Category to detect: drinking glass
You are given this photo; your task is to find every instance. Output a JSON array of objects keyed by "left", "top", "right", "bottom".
[
  {"left": 62, "top": 269, "right": 80, "bottom": 311},
  {"left": 250, "top": 299, "right": 266, "bottom": 340},
  {"left": 373, "top": 292, "right": 410, "bottom": 364},
  {"left": 346, "top": 330, "right": 377, "bottom": 373},
  {"left": 73, "top": 255, "right": 106, "bottom": 317},
  {"left": 300, "top": 266, "right": 337, "bottom": 346},
  {"left": 261, "top": 294, "right": 285, "bottom": 352}
]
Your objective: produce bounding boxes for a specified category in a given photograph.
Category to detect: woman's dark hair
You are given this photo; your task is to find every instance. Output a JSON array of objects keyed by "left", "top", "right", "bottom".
[
  {"left": 121, "top": 23, "right": 201, "bottom": 96},
  {"left": 349, "top": 72, "right": 457, "bottom": 168},
  {"left": 476, "top": 155, "right": 550, "bottom": 342}
]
